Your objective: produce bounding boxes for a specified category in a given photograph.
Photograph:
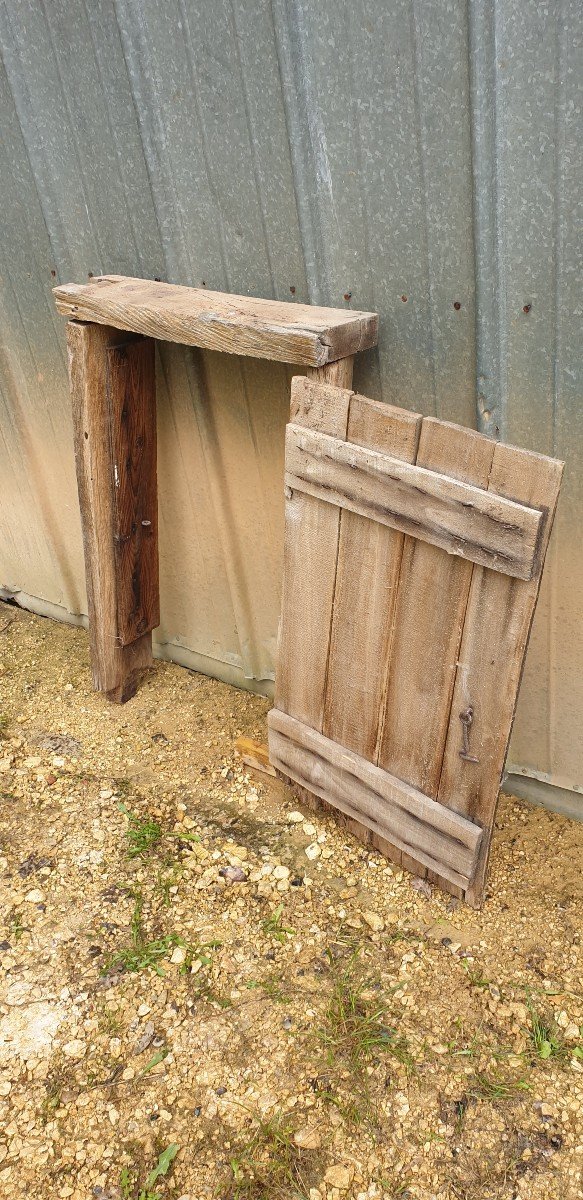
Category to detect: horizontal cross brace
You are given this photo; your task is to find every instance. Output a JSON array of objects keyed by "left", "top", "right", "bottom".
[
  {"left": 285, "top": 424, "right": 544, "bottom": 580},
  {"left": 268, "top": 708, "right": 483, "bottom": 890}
]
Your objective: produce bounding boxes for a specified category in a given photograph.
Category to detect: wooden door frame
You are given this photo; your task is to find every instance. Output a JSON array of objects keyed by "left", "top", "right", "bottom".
[{"left": 54, "top": 275, "right": 377, "bottom": 701}]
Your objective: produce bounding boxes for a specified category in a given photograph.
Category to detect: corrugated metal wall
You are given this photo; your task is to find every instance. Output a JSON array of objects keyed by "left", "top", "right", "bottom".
[{"left": 0, "top": 0, "right": 581, "bottom": 814}]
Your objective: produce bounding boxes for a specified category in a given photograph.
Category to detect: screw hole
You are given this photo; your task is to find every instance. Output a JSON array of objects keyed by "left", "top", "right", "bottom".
[
  {"left": 401, "top": 295, "right": 408, "bottom": 303},
  {"left": 290, "top": 285, "right": 296, "bottom": 295},
  {"left": 523, "top": 303, "right": 531, "bottom": 314},
  {"left": 343, "top": 292, "right": 352, "bottom": 302},
  {"left": 453, "top": 301, "right": 461, "bottom": 311}
]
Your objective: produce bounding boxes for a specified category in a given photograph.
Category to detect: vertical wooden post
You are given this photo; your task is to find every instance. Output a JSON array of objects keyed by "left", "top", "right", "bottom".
[
  {"left": 307, "top": 357, "right": 354, "bottom": 391},
  {"left": 67, "top": 321, "right": 159, "bottom": 703}
]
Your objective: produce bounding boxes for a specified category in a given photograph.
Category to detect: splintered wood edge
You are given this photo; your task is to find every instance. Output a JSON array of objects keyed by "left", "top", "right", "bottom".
[{"left": 53, "top": 277, "right": 378, "bottom": 366}]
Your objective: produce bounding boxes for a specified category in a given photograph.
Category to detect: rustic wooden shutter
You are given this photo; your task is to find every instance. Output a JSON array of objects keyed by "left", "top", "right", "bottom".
[{"left": 268, "top": 377, "right": 563, "bottom": 906}]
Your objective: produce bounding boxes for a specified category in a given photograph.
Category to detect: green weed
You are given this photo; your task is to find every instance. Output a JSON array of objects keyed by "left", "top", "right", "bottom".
[
  {"left": 9, "top": 910, "right": 26, "bottom": 942},
  {"left": 462, "top": 961, "right": 491, "bottom": 989},
  {"left": 119, "top": 1143, "right": 179, "bottom": 1199},
  {"left": 226, "top": 1110, "right": 319, "bottom": 1199},
  {"left": 41, "top": 1082, "right": 64, "bottom": 1124},
  {"left": 139, "top": 1048, "right": 169, "bottom": 1076},
  {"left": 119, "top": 1166, "right": 136, "bottom": 1199},
  {"left": 525, "top": 995, "right": 569, "bottom": 1062},
  {"left": 40, "top": 1065, "right": 76, "bottom": 1125},
  {"left": 245, "top": 977, "right": 290, "bottom": 1003},
  {"left": 155, "top": 866, "right": 181, "bottom": 907},
  {"left": 314, "top": 947, "right": 413, "bottom": 1129},
  {"left": 144, "top": 1143, "right": 179, "bottom": 1190},
  {"left": 178, "top": 940, "right": 222, "bottom": 977},
  {"left": 469, "top": 1071, "right": 531, "bottom": 1101},
  {"left": 97, "top": 1005, "right": 122, "bottom": 1037},
  {"left": 262, "top": 904, "right": 295, "bottom": 944},
  {"left": 119, "top": 804, "right": 162, "bottom": 858},
  {"left": 119, "top": 802, "right": 200, "bottom": 864},
  {"left": 103, "top": 890, "right": 182, "bottom": 976},
  {"left": 319, "top": 948, "right": 413, "bottom": 1071}
]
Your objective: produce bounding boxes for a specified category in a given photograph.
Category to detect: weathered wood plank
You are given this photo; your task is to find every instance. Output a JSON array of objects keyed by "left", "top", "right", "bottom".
[
  {"left": 67, "top": 321, "right": 155, "bottom": 703},
  {"left": 436, "top": 444, "right": 563, "bottom": 906},
  {"left": 267, "top": 709, "right": 482, "bottom": 889},
  {"left": 377, "top": 418, "right": 496, "bottom": 890},
  {"left": 323, "top": 395, "right": 421, "bottom": 757},
  {"left": 305, "top": 358, "right": 356, "bottom": 390},
  {"left": 107, "top": 339, "right": 159, "bottom": 646},
  {"left": 274, "top": 367, "right": 353, "bottom": 725},
  {"left": 291, "top": 373, "right": 354, "bottom": 434},
  {"left": 378, "top": 423, "right": 494, "bottom": 785},
  {"left": 285, "top": 426, "right": 544, "bottom": 580},
  {"left": 273, "top": 381, "right": 562, "bottom": 901},
  {"left": 54, "top": 276, "right": 378, "bottom": 367}
]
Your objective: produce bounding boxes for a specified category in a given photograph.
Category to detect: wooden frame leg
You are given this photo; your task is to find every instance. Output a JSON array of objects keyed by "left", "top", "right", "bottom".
[
  {"left": 67, "top": 320, "right": 159, "bottom": 702},
  {"left": 307, "top": 356, "right": 354, "bottom": 390}
]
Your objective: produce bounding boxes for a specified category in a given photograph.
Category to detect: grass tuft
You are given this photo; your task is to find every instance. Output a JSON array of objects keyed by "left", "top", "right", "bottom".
[
  {"left": 314, "top": 946, "right": 414, "bottom": 1128},
  {"left": 469, "top": 1071, "right": 531, "bottom": 1102},
  {"left": 119, "top": 803, "right": 162, "bottom": 858},
  {"left": 262, "top": 904, "right": 295, "bottom": 943},
  {"left": 226, "top": 1110, "right": 320, "bottom": 1200},
  {"left": 319, "top": 948, "right": 413, "bottom": 1071},
  {"left": 245, "top": 976, "right": 290, "bottom": 1004},
  {"left": 525, "top": 994, "right": 570, "bottom": 1062},
  {"left": 103, "top": 890, "right": 181, "bottom": 976}
]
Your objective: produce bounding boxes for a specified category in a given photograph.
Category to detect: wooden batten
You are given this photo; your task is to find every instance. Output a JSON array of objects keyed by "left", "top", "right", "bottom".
[
  {"left": 285, "top": 425, "right": 544, "bottom": 580},
  {"left": 268, "top": 710, "right": 482, "bottom": 890}
]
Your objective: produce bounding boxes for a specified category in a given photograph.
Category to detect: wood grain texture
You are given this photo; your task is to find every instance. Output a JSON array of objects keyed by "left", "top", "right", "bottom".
[
  {"left": 271, "top": 379, "right": 562, "bottom": 903},
  {"left": 305, "top": 358, "right": 356, "bottom": 389},
  {"left": 54, "top": 276, "right": 378, "bottom": 367},
  {"left": 323, "top": 395, "right": 421, "bottom": 757},
  {"left": 234, "top": 736, "right": 276, "bottom": 776},
  {"left": 67, "top": 321, "right": 155, "bottom": 703},
  {"left": 436, "top": 443, "right": 563, "bottom": 906},
  {"left": 285, "top": 426, "right": 544, "bottom": 580},
  {"left": 291, "top": 374, "right": 354, "bottom": 435},
  {"left": 378, "top": 421, "right": 495, "bottom": 791},
  {"left": 280, "top": 367, "right": 393, "bottom": 864},
  {"left": 274, "top": 366, "right": 353, "bottom": 726},
  {"left": 107, "top": 339, "right": 158, "bottom": 645},
  {"left": 377, "top": 419, "right": 496, "bottom": 890},
  {"left": 268, "top": 709, "right": 482, "bottom": 889}
]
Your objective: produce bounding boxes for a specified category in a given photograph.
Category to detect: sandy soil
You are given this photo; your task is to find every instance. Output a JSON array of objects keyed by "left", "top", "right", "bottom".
[{"left": 0, "top": 601, "right": 581, "bottom": 1200}]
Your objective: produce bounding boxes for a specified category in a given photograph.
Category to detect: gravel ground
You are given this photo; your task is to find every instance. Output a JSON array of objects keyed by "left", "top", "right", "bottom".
[{"left": 0, "top": 601, "right": 581, "bottom": 1200}]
